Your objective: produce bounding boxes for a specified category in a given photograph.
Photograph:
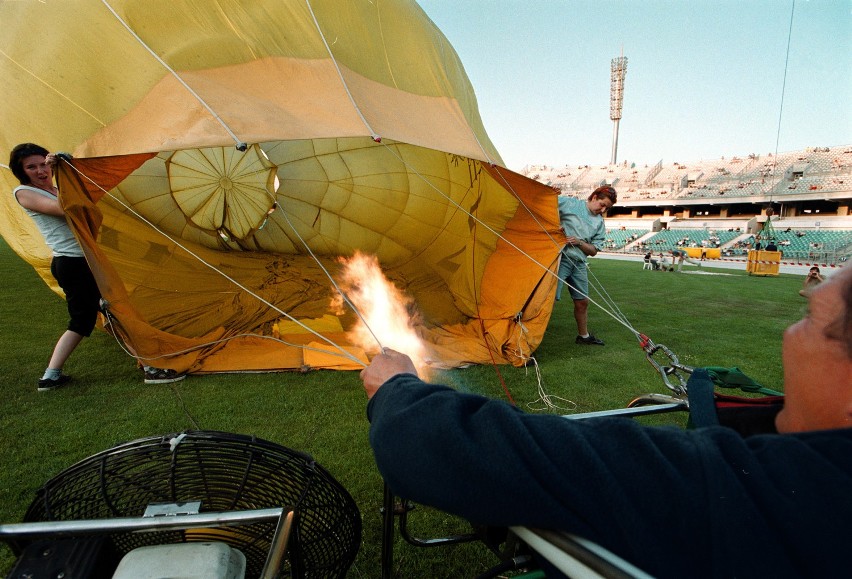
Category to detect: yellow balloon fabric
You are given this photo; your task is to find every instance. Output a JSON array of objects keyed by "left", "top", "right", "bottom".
[{"left": 1, "top": 0, "right": 562, "bottom": 373}]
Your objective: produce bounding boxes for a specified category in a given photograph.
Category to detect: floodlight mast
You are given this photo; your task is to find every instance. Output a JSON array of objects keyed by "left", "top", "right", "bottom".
[{"left": 609, "top": 54, "right": 628, "bottom": 165}]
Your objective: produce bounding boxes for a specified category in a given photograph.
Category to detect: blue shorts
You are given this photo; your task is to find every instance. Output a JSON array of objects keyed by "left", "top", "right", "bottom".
[{"left": 557, "top": 256, "right": 589, "bottom": 301}]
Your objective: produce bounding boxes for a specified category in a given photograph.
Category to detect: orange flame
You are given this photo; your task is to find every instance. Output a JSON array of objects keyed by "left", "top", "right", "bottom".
[{"left": 334, "top": 252, "right": 428, "bottom": 373}]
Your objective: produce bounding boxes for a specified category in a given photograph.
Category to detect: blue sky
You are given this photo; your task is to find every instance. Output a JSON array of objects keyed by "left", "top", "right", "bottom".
[{"left": 416, "top": 0, "right": 851, "bottom": 170}]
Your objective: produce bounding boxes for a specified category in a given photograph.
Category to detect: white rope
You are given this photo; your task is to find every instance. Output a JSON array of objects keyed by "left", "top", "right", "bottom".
[
  {"left": 587, "top": 266, "right": 635, "bottom": 330},
  {"left": 0, "top": 48, "right": 105, "bottom": 127},
  {"left": 100, "top": 0, "right": 246, "bottom": 149},
  {"left": 511, "top": 319, "right": 576, "bottom": 412},
  {"left": 487, "top": 165, "right": 641, "bottom": 337},
  {"left": 103, "top": 312, "right": 360, "bottom": 367},
  {"left": 276, "top": 206, "right": 386, "bottom": 352},
  {"left": 524, "top": 355, "right": 577, "bottom": 413},
  {"left": 304, "top": 0, "right": 380, "bottom": 141},
  {"left": 770, "top": 0, "right": 796, "bottom": 204},
  {"left": 63, "top": 159, "right": 366, "bottom": 368},
  {"left": 377, "top": 141, "right": 643, "bottom": 340}
]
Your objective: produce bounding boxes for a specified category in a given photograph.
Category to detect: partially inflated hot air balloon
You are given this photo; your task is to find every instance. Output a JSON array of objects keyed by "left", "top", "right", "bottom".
[{"left": 0, "top": 0, "right": 561, "bottom": 374}]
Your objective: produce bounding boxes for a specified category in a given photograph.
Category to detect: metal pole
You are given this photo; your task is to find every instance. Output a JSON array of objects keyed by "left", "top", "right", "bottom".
[
  {"left": 609, "top": 54, "right": 628, "bottom": 165},
  {"left": 0, "top": 508, "right": 283, "bottom": 539},
  {"left": 610, "top": 119, "right": 621, "bottom": 166}
]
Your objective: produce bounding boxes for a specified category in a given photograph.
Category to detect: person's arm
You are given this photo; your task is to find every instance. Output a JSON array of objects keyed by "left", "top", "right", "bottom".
[
  {"left": 365, "top": 370, "right": 711, "bottom": 534},
  {"left": 363, "top": 359, "right": 852, "bottom": 577},
  {"left": 565, "top": 223, "right": 604, "bottom": 257},
  {"left": 584, "top": 222, "right": 607, "bottom": 257},
  {"left": 360, "top": 348, "right": 418, "bottom": 399},
  {"left": 563, "top": 235, "right": 597, "bottom": 256},
  {"left": 14, "top": 187, "right": 64, "bottom": 217}
]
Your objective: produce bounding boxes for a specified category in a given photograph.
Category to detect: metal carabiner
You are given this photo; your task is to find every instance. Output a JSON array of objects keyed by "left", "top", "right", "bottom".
[{"left": 638, "top": 334, "right": 694, "bottom": 396}]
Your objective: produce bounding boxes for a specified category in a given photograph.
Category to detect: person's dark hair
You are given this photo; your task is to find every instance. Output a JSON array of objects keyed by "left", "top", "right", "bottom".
[
  {"left": 589, "top": 185, "right": 617, "bottom": 205},
  {"left": 9, "top": 143, "right": 49, "bottom": 185}
]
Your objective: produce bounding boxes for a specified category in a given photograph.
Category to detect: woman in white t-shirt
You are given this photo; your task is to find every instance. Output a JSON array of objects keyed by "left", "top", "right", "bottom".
[
  {"left": 10, "top": 143, "right": 101, "bottom": 391},
  {"left": 10, "top": 143, "right": 184, "bottom": 390}
]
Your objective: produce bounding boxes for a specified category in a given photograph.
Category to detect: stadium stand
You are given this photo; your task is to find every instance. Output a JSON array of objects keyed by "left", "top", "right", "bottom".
[{"left": 528, "top": 145, "right": 852, "bottom": 265}]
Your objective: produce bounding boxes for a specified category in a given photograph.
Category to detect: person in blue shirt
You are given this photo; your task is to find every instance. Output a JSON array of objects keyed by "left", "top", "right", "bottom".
[
  {"left": 555, "top": 186, "right": 617, "bottom": 345},
  {"left": 670, "top": 248, "right": 687, "bottom": 271},
  {"left": 360, "top": 264, "right": 852, "bottom": 578}
]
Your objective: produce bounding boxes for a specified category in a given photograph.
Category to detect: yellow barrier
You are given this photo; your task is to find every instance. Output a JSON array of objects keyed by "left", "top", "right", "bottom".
[
  {"left": 747, "top": 250, "right": 782, "bottom": 276},
  {"left": 684, "top": 247, "right": 720, "bottom": 260}
]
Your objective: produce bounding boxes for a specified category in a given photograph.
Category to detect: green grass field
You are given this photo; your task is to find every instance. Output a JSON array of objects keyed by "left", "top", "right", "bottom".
[{"left": 0, "top": 237, "right": 804, "bottom": 577}]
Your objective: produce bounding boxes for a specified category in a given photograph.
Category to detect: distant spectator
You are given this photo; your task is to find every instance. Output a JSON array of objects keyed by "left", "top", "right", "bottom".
[
  {"left": 799, "top": 266, "right": 825, "bottom": 297},
  {"left": 670, "top": 248, "right": 688, "bottom": 272},
  {"left": 644, "top": 251, "right": 660, "bottom": 270}
]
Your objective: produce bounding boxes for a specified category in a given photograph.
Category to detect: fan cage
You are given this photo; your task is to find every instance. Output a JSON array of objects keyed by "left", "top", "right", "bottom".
[{"left": 19, "top": 430, "right": 361, "bottom": 578}]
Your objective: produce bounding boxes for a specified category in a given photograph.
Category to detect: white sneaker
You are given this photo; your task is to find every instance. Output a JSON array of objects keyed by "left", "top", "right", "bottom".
[{"left": 144, "top": 368, "right": 186, "bottom": 384}]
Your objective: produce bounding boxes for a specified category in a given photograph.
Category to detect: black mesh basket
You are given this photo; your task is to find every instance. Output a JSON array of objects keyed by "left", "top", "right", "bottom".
[{"left": 19, "top": 430, "right": 361, "bottom": 578}]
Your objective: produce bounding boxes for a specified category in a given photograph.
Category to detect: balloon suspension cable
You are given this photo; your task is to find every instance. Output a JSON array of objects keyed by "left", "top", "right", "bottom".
[
  {"left": 769, "top": 0, "right": 796, "bottom": 204},
  {"left": 100, "top": 0, "right": 247, "bottom": 150},
  {"left": 586, "top": 267, "right": 635, "bottom": 331},
  {"left": 379, "top": 142, "right": 643, "bottom": 342},
  {"left": 304, "top": 0, "right": 380, "bottom": 142},
  {"left": 276, "top": 206, "right": 386, "bottom": 353},
  {"left": 588, "top": 255, "right": 692, "bottom": 396},
  {"left": 98, "top": 301, "right": 202, "bottom": 428},
  {"left": 379, "top": 142, "right": 671, "bottom": 406},
  {"left": 484, "top": 164, "right": 695, "bottom": 398},
  {"left": 62, "top": 160, "right": 366, "bottom": 368},
  {"left": 100, "top": 296, "right": 339, "bottom": 367}
]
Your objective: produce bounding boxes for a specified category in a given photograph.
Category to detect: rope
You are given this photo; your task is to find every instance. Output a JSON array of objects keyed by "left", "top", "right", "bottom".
[
  {"left": 0, "top": 48, "right": 105, "bottom": 127},
  {"left": 276, "top": 206, "right": 386, "bottom": 352},
  {"left": 100, "top": 0, "right": 246, "bottom": 150},
  {"left": 524, "top": 354, "right": 576, "bottom": 413},
  {"left": 304, "top": 0, "right": 379, "bottom": 141},
  {"left": 769, "top": 0, "right": 796, "bottom": 204},
  {"left": 63, "top": 159, "right": 367, "bottom": 368},
  {"left": 513, "top": 319, "right": 576, "bottom": 412},
  {"left": 466, "top": 190, "right": 517, "bottom": 404},
  {"left": 587, "top": 266, "right": 634, "bottom": 332},
  {"left": 377, "top": 141, "right": 644, "bottom": 341}
]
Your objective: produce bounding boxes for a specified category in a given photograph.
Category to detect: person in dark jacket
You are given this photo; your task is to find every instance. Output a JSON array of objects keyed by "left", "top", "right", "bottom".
[{"left": 360, "top": 265, "right": 852, "bottom": 578}]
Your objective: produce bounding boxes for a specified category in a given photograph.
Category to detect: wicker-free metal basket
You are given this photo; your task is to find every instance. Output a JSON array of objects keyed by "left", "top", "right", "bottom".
[{"left": 20, "top": 430, "right": 361, "bottom": 578}]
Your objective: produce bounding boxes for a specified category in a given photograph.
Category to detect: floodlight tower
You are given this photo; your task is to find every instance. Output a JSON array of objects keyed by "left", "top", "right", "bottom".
[{"left": 609, "top": 52, "right": 628, "bottom": 165}]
